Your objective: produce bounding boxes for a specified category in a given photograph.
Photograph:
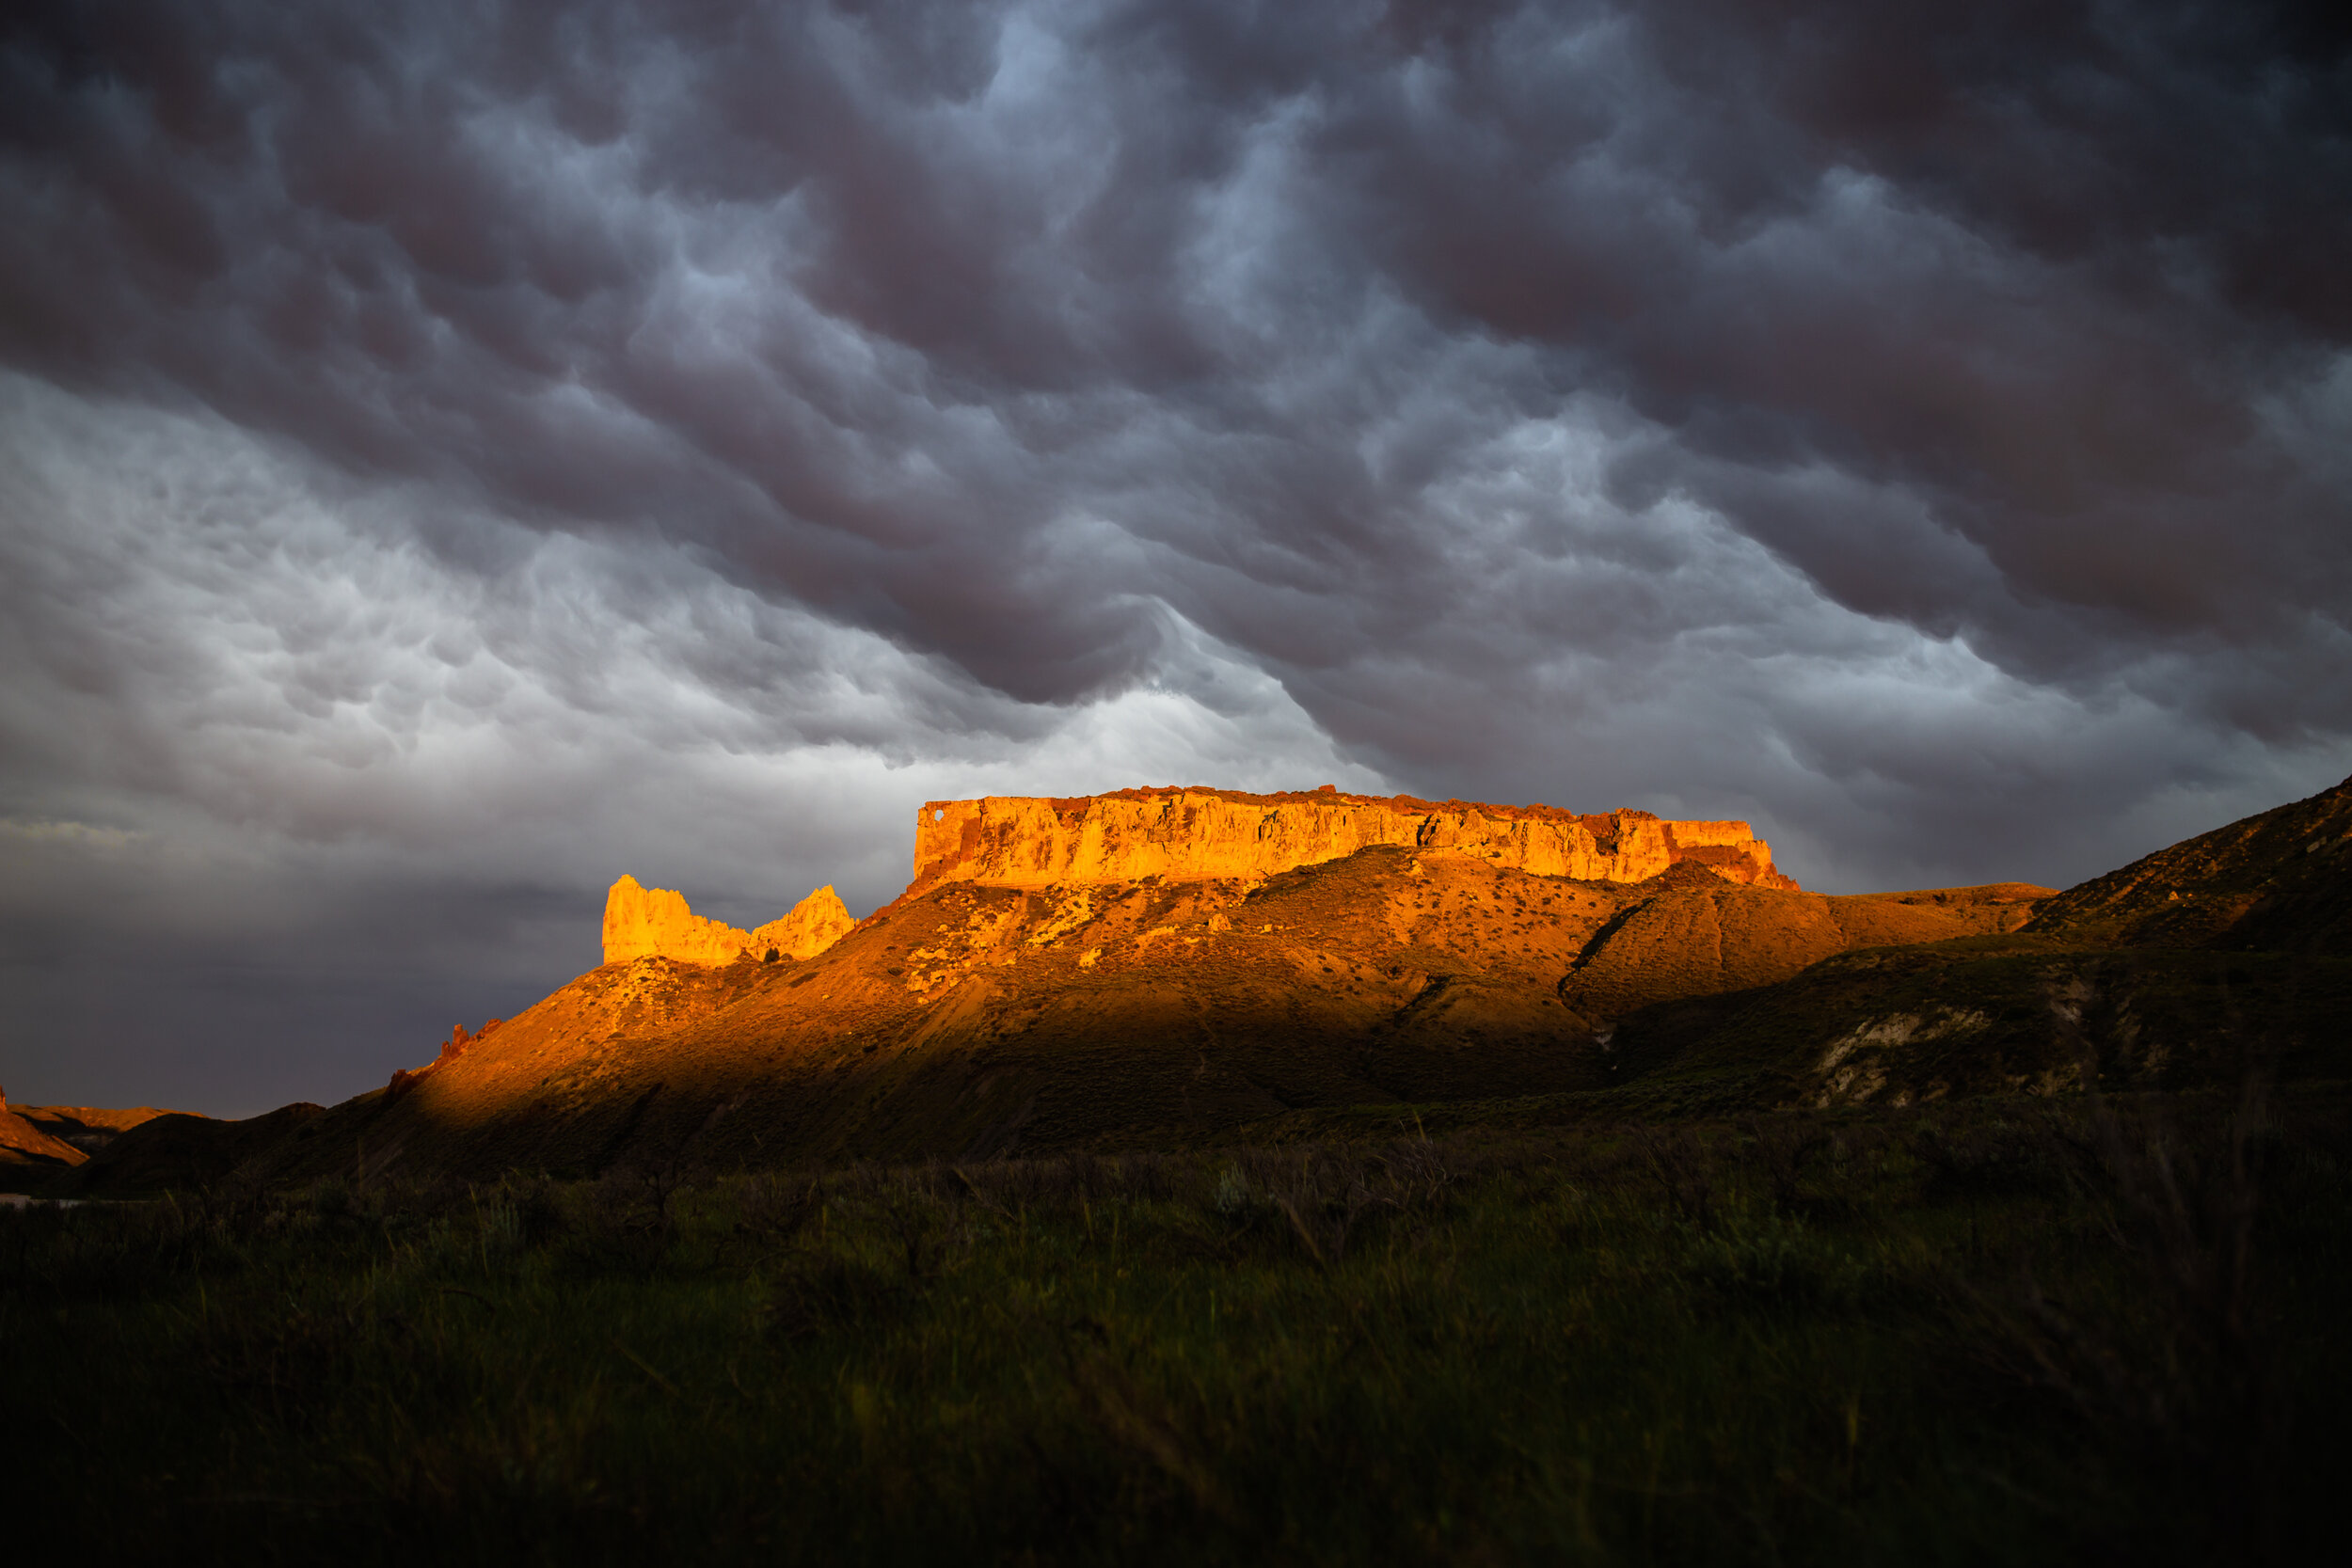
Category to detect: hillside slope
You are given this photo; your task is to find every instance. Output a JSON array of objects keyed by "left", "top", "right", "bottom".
[
  {"left": 1, "top": 1108, "right": 85, "bottom": 1174},
  {"left": 2026, "top": 774, "right": 2352, "bottom": 951},
  {"left": 1603, "top": 774, "right": 2352, "bottom": 1109},
  {"left": 55, "top": 847, "right": 2050, "bottom": 1193}
]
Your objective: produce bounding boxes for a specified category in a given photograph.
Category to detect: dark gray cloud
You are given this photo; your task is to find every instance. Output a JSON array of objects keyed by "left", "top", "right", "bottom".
[{"left": 1, "top": 0, "right": 2346, "bottom": 1112}]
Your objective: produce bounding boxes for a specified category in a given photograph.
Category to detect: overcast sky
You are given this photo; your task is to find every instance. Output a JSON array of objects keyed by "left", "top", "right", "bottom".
[{"left": 3, "top": 0, "right": 2346, "bottom": 1116}]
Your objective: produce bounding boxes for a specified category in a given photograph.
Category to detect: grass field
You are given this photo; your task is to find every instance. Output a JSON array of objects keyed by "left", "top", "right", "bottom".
[{"left": 5, "top": 1089, "right": 2345, "bottom": 1565}]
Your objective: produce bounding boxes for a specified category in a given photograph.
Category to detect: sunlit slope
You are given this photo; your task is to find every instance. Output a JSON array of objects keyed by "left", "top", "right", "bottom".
[
  {"left": 58, "top": 847, "right": 2055, "bottom": 1190},
  {"left": 1560, "top": 864, "right": 2045, "bottom": 1020},
  {"left": 0, "top": 1106, "right": 85, "bottom": 1175}
]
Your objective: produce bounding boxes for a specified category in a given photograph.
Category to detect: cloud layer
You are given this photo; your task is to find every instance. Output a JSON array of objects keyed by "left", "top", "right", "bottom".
[{"left": 1, "top": 0, "right": 2346, "bottom": 1111}]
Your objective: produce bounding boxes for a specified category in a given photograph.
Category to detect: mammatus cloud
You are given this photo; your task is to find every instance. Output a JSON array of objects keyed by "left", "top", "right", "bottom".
[{"left": 0, "top": 1, "right": 2345, "bottom": 1111}]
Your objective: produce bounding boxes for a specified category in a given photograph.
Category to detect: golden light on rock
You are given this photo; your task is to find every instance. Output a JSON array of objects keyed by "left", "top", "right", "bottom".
[
  {"left": 910, "top": 786, "right": 1798, "bottom": 896},
  {"left": 602, "top": 877, "right": 855, "bottom": 967}
]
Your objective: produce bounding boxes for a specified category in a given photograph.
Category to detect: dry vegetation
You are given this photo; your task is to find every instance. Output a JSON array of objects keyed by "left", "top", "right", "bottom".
[{"left": 7, "top": 1085, "right": 2345, "bottom": 1564}]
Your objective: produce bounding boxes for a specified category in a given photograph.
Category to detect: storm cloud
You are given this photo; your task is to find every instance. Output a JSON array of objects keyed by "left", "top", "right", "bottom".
[{"left": 2, "top": 0, "right": 2346, "bottom": 1113}]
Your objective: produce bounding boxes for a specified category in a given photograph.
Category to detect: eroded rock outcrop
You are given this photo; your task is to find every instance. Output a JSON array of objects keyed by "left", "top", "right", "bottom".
[
  {"left": 385, "top": 1018, "right": 504, "bottom": 1101},
  {"left": 602, "top": 876, "right": 855, "bottom": 967},
  {"left": 745, "top": 886, "right": 859, "bottom": 964},
  {"left": 911, "top": 785, "right": 1799, "bottom": 895}
]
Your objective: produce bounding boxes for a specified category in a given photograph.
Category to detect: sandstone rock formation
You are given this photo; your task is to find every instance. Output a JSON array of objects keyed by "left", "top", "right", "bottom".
[
  {"left": 911, "top": 785, "right": 1798, "bottom": 895},
  {"left": 745, "top": 885, "right": 858, "bottom": 964},
  {"left": 602, "top": 876, "right": 855, "bottom": 967},
  {"left": 67, "top": 846, "right": 2068, "bottom": 1194},
  {"left": 62, "top": 774, "right": 2352, "bottom": 1196}
]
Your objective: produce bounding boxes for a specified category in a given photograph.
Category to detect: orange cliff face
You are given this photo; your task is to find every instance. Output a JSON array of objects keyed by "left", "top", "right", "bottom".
[
  {"left": 909, "top": 785, "right": 1800, "bottom": 895},
  {"left": 602, "top": 876, "right": 855, "bottom": 967}
]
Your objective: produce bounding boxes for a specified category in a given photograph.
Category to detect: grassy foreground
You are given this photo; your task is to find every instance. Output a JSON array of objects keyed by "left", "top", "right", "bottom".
[{"left": 4, "top": 1094, "right": 2345, "bottom": 1564}]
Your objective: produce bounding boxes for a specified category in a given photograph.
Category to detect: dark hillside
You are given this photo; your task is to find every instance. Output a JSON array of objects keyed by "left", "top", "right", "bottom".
[
  {"left": 1602, "top": 778, "right": 2352, "bottom": 1108},
  {"left": 1611, "top": 942, "right": 2352, "bottom": 1110},
  {"left": 2026, "top": 774, "right": 2352, "bottom": 951}
]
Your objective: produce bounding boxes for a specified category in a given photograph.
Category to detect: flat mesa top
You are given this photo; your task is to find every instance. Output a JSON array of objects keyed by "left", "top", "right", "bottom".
[
  {"left": 921, "top": 784, "right": 1687, "bottom": 831},
  {"left": 907, "top": 785, "right": 1791, "bottom": 894}
]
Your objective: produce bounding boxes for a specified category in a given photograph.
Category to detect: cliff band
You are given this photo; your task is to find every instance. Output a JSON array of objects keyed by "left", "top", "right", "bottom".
[
  {"left": 911, "top": 786, "right": 1799, "bottom": 896},
  {"left": 603, "top": 788, "right": 1794, "bottom": 968}
]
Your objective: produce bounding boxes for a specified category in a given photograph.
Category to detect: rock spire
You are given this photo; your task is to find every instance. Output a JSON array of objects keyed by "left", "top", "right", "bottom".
[{"left": 602, "top": 877, "right": 855, "bottom": 967}]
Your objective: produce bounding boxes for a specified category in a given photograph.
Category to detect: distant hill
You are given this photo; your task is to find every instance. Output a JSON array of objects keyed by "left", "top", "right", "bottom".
[
  {"left": 0, "top": 1097, "right": 189, "bottom": 1191},
  {"left": 43, "top": 777, "right": 2350, "bottom": 1196},
  {"left": 0, "top": 1106, "right": 84, "bottom": 1173}
]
